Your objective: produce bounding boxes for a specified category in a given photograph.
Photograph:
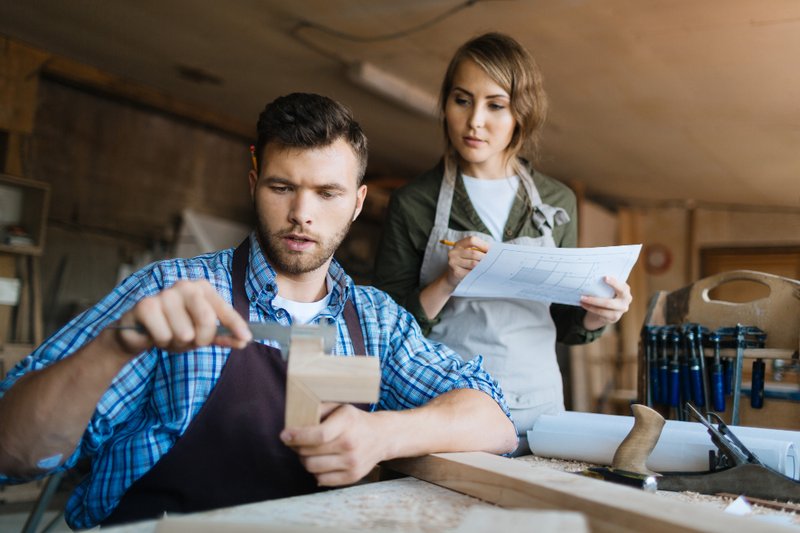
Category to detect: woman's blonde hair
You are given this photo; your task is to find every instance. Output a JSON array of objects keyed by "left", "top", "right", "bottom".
[{"left": 439, "top": 32, "right": 548, "bottom": 175}]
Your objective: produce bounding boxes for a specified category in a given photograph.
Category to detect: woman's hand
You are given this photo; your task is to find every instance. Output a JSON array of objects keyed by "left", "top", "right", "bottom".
[
  {"left": 442, "top": 236, "right": 490, "bottom": 290},
  {"left": 419, "top": 236, "right": 490, "bottom": 319},
  {"left": 580, "top": 276, "right": 632, "bottom": 331}
]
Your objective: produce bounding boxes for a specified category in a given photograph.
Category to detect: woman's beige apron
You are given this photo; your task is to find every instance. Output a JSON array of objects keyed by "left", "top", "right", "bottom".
[{"left": 419, "top": 165, "right": 569, "bottom": 435}]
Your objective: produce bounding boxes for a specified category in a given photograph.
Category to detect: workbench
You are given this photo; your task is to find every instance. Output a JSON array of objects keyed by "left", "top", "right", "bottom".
[{"left": 100, "top": 454, "right": 799, "bottom": 533}]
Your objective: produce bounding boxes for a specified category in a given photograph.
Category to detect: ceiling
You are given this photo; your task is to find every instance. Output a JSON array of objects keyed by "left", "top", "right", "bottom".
[{"left": 1, "top": 0, "right": 799, "bottom": 209}]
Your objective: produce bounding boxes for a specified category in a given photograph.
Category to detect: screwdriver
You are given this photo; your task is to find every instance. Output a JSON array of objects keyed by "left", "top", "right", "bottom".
[
  {"left": 686, "top": 328, "right": 705, "bottom": 408},
  {"left": 658, "top": 328, "right": 670, "bottom": 405},
  {"left": 669, "top": 329, "right": 682, "bottom": 419},
  {"left": 709, "top": 332, "right": 725, "bottom": 412},
  {"left": 647, "top": 327, "right": 660, "bottom": 406},
  {"left": 751, "top": 358, "right": 766, "bottom": 409},
  {"left": 680, "top": 324, "right": 694, "bottom": 403}
]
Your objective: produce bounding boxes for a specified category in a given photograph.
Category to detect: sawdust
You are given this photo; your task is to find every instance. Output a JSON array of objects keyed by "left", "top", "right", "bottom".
[{"left": 192, "top": 477, "right": 489, "bottom": 532}]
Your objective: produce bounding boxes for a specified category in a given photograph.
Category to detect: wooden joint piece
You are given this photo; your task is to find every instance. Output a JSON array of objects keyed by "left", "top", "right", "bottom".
[{"left": 285, "top": 336, "right": 380, "bottom": 428}]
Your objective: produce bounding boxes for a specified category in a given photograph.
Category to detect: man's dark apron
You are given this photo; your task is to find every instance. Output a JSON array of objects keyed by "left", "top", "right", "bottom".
[{"left": 104, "top": 239, "right": 368, "bottom": 525}]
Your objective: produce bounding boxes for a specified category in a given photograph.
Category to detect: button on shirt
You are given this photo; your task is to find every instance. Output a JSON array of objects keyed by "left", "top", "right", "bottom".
[{"left": 0, "top": 232, "right": 510, "bottom": 529}]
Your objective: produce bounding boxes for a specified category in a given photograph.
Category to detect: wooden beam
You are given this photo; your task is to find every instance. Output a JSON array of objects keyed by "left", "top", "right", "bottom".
[
  {"left": 41, "top": 55, "right": 251, "bottom": 139},
  {"left": 385, "top": 452, "right": 793, "bottom": 533},
  {"left": 0, "top": 37, "right": 49, "bottom": 134},
  {"left": 285, "top": 337, "right": 380, "bottom": 428}
]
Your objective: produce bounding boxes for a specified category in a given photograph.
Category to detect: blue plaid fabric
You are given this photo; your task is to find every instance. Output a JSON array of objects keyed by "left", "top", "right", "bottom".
[{"left": 0, "top": 232, "right": 510, "bottom": 529}]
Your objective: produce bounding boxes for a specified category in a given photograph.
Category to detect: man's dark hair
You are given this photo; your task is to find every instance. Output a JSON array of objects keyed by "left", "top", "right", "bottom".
[{"left": 254, "top": 93, "right": 368, "bottom": 184}]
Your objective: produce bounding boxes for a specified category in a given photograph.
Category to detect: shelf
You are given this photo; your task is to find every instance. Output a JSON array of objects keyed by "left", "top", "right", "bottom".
[{"left": 717, "top": 348, "right": 798, "bottom": 361}]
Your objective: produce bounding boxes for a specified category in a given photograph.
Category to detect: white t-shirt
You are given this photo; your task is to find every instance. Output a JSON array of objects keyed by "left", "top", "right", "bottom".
[
  {"left": 461, "top": 174, "right": 520, "bottom": 241},
  {"left": 272, "top": 275, "right": 333, "bottom": 324}
]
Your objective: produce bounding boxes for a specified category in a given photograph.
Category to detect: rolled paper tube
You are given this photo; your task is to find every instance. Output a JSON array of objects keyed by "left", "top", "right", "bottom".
[{"left": 528, "top": 411, "right": 799, "bottom": 479}]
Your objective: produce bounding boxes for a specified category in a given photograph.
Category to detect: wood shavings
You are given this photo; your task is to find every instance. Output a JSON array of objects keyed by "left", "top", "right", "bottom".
[{"left": 514, "top": 454, "right": 799, "bottom": 525}]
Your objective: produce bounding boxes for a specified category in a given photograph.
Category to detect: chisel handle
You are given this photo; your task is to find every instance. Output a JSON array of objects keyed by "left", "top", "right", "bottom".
[
  {"left": 710, "top": 363, "right": 725, "bottom": 412},
  {"left": 750, "top": 359, "right": 766, "bottom": 409},
  {"left": 690, "top": 362, "right": 704, "bottom": 407},
  {"left": 668, "top": 363, "right": 680, "bottom": 408},
  {"left": 680, "top": 360, "right": 692, "bottom": 404},
  {"left": 723, "top": 358, "right": 733, "bottom": 395},
  {"left": 658, "top": 363, "right": 669, "bottom": 405}
]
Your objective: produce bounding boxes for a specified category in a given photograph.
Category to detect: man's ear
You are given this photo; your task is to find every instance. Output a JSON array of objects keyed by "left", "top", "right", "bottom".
[
  {"left": 248, "top": 169, "right": 259, "bottom": 199},
  {"left": 353, "top": 184, "right": 367, "bottom": 221}
]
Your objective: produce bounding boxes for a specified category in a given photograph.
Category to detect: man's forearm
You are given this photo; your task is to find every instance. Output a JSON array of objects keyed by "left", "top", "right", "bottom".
[
  {"left": 0, "top": 329, "right": 131, "bottom": 477},
  {"left": 377, "top": 388, "right": 516, "bottom": 460}
]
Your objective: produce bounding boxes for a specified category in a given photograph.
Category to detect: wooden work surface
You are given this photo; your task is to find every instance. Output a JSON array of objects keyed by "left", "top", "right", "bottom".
[
  {"left": 100, "top": 455, "right": 798, "bottom": 532},
  {"left": 102, "top": 477, "right": 492, "bottom": 533}
]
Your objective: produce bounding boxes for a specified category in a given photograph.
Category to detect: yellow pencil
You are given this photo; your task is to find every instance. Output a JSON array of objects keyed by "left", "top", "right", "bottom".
[
  {"left": 439, "top": 239, "right": 483, "bottom": 251},
  {"left": 249, "top": 145, "right": 258, "bottom": 171}
]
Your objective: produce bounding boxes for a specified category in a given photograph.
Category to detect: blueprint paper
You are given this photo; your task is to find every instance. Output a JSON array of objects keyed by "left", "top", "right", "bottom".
[{"left": 452, "top": 243, "right": 642, "bottom": 306}]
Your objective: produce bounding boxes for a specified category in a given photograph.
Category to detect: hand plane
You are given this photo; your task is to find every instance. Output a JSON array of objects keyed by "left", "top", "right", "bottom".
[{"left": 613, "top": 403, "right": 800, "bottom": 502}]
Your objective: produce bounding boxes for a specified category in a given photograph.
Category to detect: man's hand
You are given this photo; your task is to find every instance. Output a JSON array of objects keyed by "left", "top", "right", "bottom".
[
  {"left": 280, "top": 404, "right": 388, "bottom": 486},
  {"left": 113, "top": 280, "right": 252, "bottom": 357},
  {"left": 0, "top": 279, "right": 254, "bottom": 478},
  {"left": 580, "top": 276, "right": 633, "bottom": 331}
]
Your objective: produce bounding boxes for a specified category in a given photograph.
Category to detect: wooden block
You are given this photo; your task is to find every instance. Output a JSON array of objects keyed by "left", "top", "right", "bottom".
[
  {"left": 665, "top": 270, "right": 800, "bottom": 351},
  {"left": 285, "top": 337, "right": 380, "bottom": 428},
  {"left": 385, "top": 452, "right": 793, "bottom": 533}
]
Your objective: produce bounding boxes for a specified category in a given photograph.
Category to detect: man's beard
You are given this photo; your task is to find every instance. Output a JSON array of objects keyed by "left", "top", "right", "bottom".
[{"left": 256, "top": 213, "right": 354, "bottom": 276}]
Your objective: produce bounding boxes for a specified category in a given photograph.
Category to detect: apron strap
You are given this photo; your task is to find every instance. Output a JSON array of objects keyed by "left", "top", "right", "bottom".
[
  {"left": 343, "top": 297, "right": 366, "bottom": 356},
  {"left": 232, "top": 238, "right": 251, "bottom": 319}
]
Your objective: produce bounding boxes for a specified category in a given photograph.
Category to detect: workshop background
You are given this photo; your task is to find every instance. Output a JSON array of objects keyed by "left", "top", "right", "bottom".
[{"left": 0, "top": 0, "right": 799, "bottom": 515}]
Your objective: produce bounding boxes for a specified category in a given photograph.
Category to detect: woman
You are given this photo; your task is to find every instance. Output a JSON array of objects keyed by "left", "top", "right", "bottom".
[{"left": 374, "top": 32, "right": 631, "bottom": 447}]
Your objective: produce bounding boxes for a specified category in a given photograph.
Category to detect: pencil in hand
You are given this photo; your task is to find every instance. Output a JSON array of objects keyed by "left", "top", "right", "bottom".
[{"left": 439, "top": 239, "right": 484, "bottom": 251}]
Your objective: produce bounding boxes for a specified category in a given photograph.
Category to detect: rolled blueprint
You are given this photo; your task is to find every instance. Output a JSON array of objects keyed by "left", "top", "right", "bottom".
[{"left": 527, "top": 411, "right": 799, "bottom": 479}]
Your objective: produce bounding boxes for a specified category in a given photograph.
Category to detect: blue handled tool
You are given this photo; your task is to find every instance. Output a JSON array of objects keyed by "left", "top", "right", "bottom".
[
  {"left": 751, "top": 358, "right": 766, "bottom": 409},
  {"left": 685, "top": 328, "right": 704, "bottom": 408},
  {"left": 658, "top": 328, "right": 670, "bottom": 405},
  {"left": 709, "top": 332, "right": 725, "bottom": 412},
  {"left": 668, "top": 330, "right": 682, "bottom": 419}
]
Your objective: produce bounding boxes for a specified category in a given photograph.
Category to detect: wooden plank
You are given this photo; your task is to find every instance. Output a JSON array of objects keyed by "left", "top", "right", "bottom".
[
  {"left": 155, "top": 507, "right": 588, "bottom": 533},
  {"left": 385, "top": 452, "right": 795, "bottom": 533}
]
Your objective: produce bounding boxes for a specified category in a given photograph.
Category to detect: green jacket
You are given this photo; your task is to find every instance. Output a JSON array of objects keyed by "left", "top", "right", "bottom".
[{"left": 373, "top": 161, "right": 603, "bottom": 344}]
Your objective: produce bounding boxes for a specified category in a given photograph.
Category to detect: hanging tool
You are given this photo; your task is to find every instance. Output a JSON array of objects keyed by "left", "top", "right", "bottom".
[
  {"left": 645, "top": 326, "right": 660, "bottom": 407},
  {"left": 693, "top": 324, "right": 710, "bottom": 411},
  {"left": 658, "top": 327, "right": 670, "bottom": 406},
  {"left": 679, "top": 327, "right": 693, "bottom": 411},
  {"left": 751, "top": 358, "right": 766, "bottom": 409},
  {"left": 709, "top": 332, "right": 725, "bottom": 413},
  {"left": 685, "top": 327, "right": 704, "bottom": 408},
  {"left": 668, "top": 329, "right": 682, "bottom": 419},
  {"left": 713, "top": 325, "right": 767, "bottom": 425}
]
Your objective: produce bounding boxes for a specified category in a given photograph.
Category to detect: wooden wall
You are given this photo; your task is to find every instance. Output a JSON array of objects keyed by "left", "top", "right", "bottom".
[{"left": 28, "top": 78, "right": 256, "bottom": 332}]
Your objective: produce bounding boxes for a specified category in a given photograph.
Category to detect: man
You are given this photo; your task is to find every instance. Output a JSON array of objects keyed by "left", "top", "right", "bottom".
[{"left": 0, "top": 93, "right": 516, "bottom": 528}]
